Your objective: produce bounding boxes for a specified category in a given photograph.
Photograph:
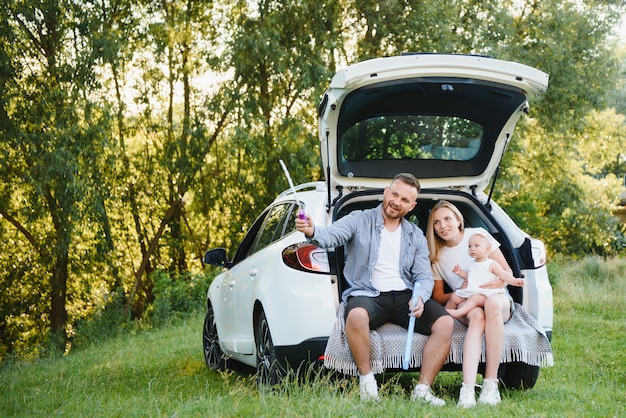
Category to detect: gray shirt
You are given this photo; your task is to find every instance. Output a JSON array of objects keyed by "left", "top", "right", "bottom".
[{"left": 309, "top": 204, "right": 434, "bottom": 303}]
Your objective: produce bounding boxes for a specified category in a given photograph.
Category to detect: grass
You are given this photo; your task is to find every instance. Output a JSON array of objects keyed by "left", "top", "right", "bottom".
[{"left": 2, "top": 256, "right": 626, "bottom": 417}]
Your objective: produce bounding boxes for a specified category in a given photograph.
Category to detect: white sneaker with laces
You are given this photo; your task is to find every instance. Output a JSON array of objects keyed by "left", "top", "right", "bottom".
[
  {"left": 410, "top": 383, "right": 446, "bottom": 406},
  {"left": 359, "top": 374, "right": 379, "bottom": 402},
  {"left": 478, "top": 378, "right": 501, "bottom": 405},
  {"left": 457, "top": 382, "right": 476, "bottom": 408}
]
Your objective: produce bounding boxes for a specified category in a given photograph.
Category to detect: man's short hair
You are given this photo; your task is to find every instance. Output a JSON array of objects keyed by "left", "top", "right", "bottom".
[{"left": 393, "top": 172, "right": 421, "bottom": 194}]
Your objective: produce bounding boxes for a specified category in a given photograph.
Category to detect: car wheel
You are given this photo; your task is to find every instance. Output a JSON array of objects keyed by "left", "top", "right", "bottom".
[
  {"left": 203, "top": 303, "right": 227, "bottom": 371},
  {"left": 498, "top": 362, "right": 539, "bottom": 389},
  {"left": 255, "top": 311, "right": 284, "bottom": 386}
]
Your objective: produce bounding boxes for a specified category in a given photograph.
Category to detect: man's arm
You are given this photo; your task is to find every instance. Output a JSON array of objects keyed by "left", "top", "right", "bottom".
[{"left": 295, "top": 211, "right": 361, "bottom": 249}]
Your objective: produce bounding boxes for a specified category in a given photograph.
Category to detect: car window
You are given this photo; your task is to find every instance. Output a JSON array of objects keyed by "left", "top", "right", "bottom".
[
  {"left": 252, "top": 203, "right": 294, "bottom": 254},
  {"left": 283, "top": 204, "right": 298, "bottom": 234},
  {"left": 231, "top": 212, "right": 267, "bottom": 264},
  {"left": 341, "top": 114, "right": 483, "bottom": 162}
]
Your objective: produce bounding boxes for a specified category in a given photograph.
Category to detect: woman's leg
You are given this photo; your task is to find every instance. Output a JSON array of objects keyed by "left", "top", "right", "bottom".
[
  {"left": 456, "top": 306, "right": 485, "bottom": 407},
  {"left": 483, "top": 293, "right": 511, "bottom": 379},
  {"left": 461, "top": 306, "right": 485, "bottom": 386}
]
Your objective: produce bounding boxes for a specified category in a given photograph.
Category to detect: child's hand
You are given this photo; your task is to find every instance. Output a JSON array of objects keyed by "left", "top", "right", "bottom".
[{"left": 452, "top": 264, "right": 462, "bottom": 275}]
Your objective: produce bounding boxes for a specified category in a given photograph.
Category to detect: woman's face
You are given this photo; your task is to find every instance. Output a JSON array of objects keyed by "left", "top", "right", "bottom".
[{"left": 431, "top": 207, "right": 462, "bottom": 243}]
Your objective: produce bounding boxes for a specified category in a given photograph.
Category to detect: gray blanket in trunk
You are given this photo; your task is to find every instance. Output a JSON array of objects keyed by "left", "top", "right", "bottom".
[{"left": 324, "top": 302, "right": 554, "bottom": 376}]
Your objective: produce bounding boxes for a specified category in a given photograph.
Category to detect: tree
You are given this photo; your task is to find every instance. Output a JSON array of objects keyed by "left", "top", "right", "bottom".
[
  {"left": 0, "top": 0, "right": 114, "bottom": 352},
  {"left": 1, "top": 0, "right": 625, "bottom": 359},
  {"left": 493, "top": 0, "right": 626, "bottom": 256}
]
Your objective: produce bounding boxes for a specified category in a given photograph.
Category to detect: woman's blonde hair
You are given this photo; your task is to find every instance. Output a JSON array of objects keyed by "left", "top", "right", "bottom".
[{"left": 426, "top": 200, "right": 465, "bottom": 262}]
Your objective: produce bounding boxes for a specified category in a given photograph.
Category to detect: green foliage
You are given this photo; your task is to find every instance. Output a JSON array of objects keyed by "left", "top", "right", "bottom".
[
  {"left": 551, "top": 255, "right": 626, "bottom": 322},
  {"left": 1, "top": 0, "right": 626, "bottom": 359},
  {"left": 71, "top": 289, "right": 131, "bottom": 351},
  {"left": 148, "top": 271, "right": 213, "bottom": 327},
  {"left": 498, "top": 114, "right": 626, "bottom": 258}
]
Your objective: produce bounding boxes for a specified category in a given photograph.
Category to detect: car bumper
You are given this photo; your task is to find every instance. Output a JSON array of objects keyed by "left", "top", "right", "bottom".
[{"left": 274, "top": 337, "right": 329, "bottom": 370}]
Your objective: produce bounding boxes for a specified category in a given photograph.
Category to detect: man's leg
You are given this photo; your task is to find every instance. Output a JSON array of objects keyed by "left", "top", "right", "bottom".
[
  {"left": 417, "top": 314, "right": 454, "bottom": 385},
  {"left": 408, "top": 300, "right": 454, "bottom": 406},
  {"left": 345, "top": 295, "right": 388, "bottom": 402},
  {"left": 345, "top": 307, "right": 373, "bottom": 375}
]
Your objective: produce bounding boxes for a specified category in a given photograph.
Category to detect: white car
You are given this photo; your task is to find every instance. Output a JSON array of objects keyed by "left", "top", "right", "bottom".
[{"left": 203, "top": 53, "right": 553, "bottom": 388}]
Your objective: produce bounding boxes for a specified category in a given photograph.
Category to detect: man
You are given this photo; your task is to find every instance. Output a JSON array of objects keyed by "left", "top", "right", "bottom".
[{"left": 296, "top": 173, "right": 453, "bottom": 404}]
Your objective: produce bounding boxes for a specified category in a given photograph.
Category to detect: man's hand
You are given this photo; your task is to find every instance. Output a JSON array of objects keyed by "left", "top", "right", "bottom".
[
  {"left": 295, "top": 213, "right": 314, "bottom": 238},
  {"left": 408, "top": 297, "right": 424, "bottom": 318}
]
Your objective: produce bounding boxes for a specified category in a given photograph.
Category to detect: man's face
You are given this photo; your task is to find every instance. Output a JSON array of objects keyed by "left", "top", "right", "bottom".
[{"left": 382, "top": 180, "right": 418, "bottom": 220}]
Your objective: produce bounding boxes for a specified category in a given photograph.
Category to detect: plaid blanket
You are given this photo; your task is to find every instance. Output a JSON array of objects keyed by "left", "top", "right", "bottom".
[{"left": 324, "top": 302, "right": 554, "bottom": 376}]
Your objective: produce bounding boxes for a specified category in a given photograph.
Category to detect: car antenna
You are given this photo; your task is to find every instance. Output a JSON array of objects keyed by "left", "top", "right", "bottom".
[{"left": 279, "top": 159, "right": 306, "bottom": 220}]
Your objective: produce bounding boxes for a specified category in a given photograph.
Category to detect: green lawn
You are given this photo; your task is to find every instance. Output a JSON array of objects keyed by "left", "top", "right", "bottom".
[{"left": 2, "top": 256, "right": 625, "bottom": 417}]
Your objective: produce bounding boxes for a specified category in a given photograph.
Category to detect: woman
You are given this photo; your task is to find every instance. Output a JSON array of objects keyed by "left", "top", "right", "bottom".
[{"left": 426, "top": 200, "right": 512, "bottom": 408}]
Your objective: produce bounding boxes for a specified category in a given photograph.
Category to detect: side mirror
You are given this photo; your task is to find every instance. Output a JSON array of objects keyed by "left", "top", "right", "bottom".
[{"left": 203, "top": 248, "right": 229, "bottom": 267}]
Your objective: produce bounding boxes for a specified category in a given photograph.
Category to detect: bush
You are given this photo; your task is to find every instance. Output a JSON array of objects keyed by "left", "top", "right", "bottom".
[
  {"left": 72, "top": 288, "right": 131, "bottom": 350},
  {"left": 148, "top": 270, "right": 212, "bottom": 326}
]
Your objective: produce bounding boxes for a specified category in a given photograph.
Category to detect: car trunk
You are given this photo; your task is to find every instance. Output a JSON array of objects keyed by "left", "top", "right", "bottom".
[
  {"left": 329, "top": 189, "right": 523, "bottom": 304},
  {"left": 318, "top": 54, "right": 549, "bottom": 195}
]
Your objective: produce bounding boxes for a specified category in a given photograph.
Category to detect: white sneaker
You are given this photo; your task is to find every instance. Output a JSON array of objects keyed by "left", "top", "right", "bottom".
[
  {"left": 478, "top": 378, "right": 501, "bottom": 405},
  {"left": 359, "top": 374, "right": 379, "bottom": 402},
  {"left": 411, "top": 383, "right": 445, "bottom": 406},
  {"left": 457, "top": 383, "right": 476, "bottom": 408}
]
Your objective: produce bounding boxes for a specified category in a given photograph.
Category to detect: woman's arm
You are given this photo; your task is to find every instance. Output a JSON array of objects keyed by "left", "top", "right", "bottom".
[{"left": 431, "top": 279, "right": 451, "bottom": 305}]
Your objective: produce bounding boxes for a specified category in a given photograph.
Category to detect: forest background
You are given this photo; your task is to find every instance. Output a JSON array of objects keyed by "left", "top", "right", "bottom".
[{"left": 0, "top": 0, "right": 625, "bottom": 361}]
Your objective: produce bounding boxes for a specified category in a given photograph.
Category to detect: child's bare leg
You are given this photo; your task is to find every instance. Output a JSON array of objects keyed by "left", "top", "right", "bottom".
[
  {"left": 445, "top": 293, "right": 465, "bottom": 311},
  {"left": 447, "top": 294, "right": 487, "bottom": 319}
]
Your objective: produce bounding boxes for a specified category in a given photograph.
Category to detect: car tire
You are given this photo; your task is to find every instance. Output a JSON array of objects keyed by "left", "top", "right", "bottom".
[
  {"left": 203, "top": 303, "right": 227, "bottom": 371},
  {"left": 255, "top": 311, "right": 284, "bottom": 386},
  {"left": 498, "top": 362, "right": 539, "bottom": 389}
]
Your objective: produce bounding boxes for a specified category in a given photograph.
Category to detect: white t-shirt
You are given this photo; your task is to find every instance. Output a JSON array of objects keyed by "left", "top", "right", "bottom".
[
  {"left": 432, "top": 227, "right": 500, "bottom": 292},
  {"left": 371, "top": 225, "right": 407, "bottom": 292}
]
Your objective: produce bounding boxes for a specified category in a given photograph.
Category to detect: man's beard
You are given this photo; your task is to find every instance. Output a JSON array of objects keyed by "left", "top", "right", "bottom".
[{"left": 383, "top": 201, "right": 404, "bottom": 220}]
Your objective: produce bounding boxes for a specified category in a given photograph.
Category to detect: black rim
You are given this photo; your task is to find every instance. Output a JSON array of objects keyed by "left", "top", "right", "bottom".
[
  {"left": 203, "top": 306, "right": 223, "bottom": 369},
  {"left": 256, "top": 313, "right": 275, "bottom": 385}
]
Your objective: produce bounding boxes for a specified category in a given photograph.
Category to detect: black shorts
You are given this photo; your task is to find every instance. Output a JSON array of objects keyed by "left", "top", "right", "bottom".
[{"left": 345, "top": 289, "right": 449, "bottom": 335}]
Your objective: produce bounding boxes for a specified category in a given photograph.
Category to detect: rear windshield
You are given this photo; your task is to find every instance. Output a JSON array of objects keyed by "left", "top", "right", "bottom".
[
  {"left": 341, "top": 114, "right": 483, "bottom": 162},
  {"left": 334, "top": 77, "right": 527, "bottom": 180}
]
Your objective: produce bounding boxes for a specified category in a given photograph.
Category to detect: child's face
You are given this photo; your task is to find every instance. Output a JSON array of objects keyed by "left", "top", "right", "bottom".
[{"left": 468, "top": 235, "right": 491, "bottom": 259}]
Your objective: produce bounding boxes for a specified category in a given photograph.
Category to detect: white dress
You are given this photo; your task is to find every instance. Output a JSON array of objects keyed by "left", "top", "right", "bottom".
[{"left": 454, "top": 259, "right": 505, "bottom": 298}]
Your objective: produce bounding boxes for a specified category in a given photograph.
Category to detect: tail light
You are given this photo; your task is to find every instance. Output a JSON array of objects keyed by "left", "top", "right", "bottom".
[
  {"left": 530, "top": 238, "right": 547, "bottom": 267},
  {"left": 282, "top": 242, "right": 330, "bottom": 273}
]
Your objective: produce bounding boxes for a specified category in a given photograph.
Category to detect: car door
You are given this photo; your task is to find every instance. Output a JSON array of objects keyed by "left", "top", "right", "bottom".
[
  {"left": 215, "top": 208, "right": 269, "bottom": 353},
  {"left": 232, "top": 202, "right": 295, "bottom": 354}
]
